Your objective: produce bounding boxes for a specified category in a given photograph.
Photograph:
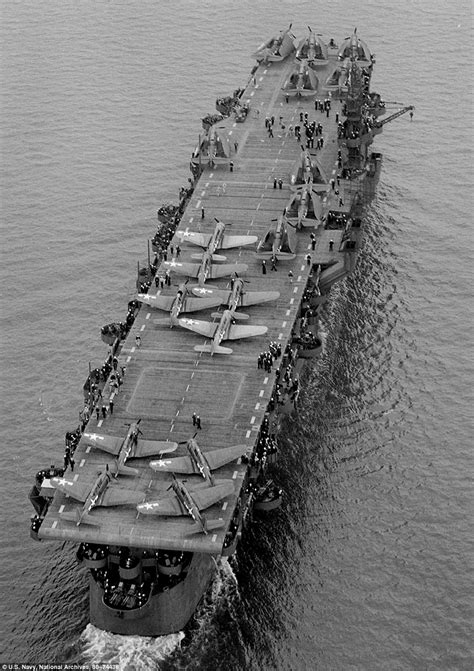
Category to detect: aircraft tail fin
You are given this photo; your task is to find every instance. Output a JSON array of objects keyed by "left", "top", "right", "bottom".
[
  {"left": 60, "top": 509, "right": 101, "bottom": 526},
  {"left": 194, "top": 344, "right": 233, "bottom": 355}
]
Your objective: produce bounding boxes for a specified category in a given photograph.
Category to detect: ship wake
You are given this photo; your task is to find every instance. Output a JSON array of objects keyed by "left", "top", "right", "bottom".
[{"left": 80, "top": 623, "right": 184, "bottom": 670}]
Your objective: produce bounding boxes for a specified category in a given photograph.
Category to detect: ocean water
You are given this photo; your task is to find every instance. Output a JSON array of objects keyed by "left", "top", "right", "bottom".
[{"left": 1, "top": 0, "right": 472, "bottom": 669}]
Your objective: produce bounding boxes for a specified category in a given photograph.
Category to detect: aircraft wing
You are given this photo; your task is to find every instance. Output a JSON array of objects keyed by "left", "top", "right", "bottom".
[
  {"left": 163, "top": 261, "right": 201, "bottom": 277},
  {"left": 149, "top": 455, "right": 195, "bottom": 474},
  {"left": 134, "top": 439, "right": 178, "bottom": 458},
  {"left": 191, "top": 481, "right": 235, "bottom": 511},
  {"left": 191, "top": 287, "right": 231, "bottom": 301},
  {"left": 178, "top": 318, "right": 217, "bottom": 338},
  {"left": 205, "top": 445, "right": 246, "bottom": 470},
  {"left": 137, "top": 495, "right": 185, "bottom": 517},
  {"left": 241, "top": 290, "right": 280, "bottom": 307},
  {"left": 209, "top": 263, "right": 248, "bottom": 279},
  {"left": 227, "top": 324, "right": 268, "bottom": 340},
  {"left": 220, "top": 234, "right": 258, "bottom": 249},
  {"left": 137, "top": 294, "right": 175, "bottom": 311},
  {"left": 101, "top": 487, "right": 145, "bottom": 507},
  {"left": 183, "top": 295, "right": 222, "bottom": 312},
  {"left": 51, "top": 477, "right": 92, "bottom": 503},
  {"left": 177, "top": 231, "right": 211, "bottom": 247},
  {"left": 82, "top": 432, "right": 122, "bottom": 455}
]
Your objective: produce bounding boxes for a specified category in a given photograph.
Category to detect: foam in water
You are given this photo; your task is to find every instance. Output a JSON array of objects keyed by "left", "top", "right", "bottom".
[{"left": 80, "top": 623, "right": 185, "bottom": 670}]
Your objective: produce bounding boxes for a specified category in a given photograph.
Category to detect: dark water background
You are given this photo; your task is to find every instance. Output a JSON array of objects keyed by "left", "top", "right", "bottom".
[{"left": 1, "top": 1, "right": 472, "bottom": 668}]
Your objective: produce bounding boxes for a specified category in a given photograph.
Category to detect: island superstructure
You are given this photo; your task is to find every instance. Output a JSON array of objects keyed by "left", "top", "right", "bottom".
[{"left": 30, "top": 26, "right": 413, "bottom": 636}]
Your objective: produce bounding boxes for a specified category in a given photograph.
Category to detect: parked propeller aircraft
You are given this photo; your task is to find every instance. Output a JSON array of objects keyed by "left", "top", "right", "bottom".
[
  {"left": 256, "top": 215, "right": 297, "bottom": 261},
  {"left": 281, "top": 61, "right": 318, "bottom": 97},
  {"left": 290, "top": 148, "right": 328, "bottom": 187},
  {"left": 178, "top": 308, "right": 268, "bottom": 355},
  {"left": 192, "top": 278, "right": 280, "bottom": 319},
  {"left": 137, "top": 283, "right": 222, "bottom": 328},
  {"left": 177, "top": 219, "right": 257, "bottom": 255},
  {"left": 295, "top": 26, "right": 328, "bottom": 65},
  {"left": 137, "top": 474, "right": 233, "bottom": 534},
  {"left": 82, "top": 420, "right": 178, "bottom": 476},
  {"left": 285, "top": 178, "right": 325, "bottom": 228},
  {"left": 150, "top": 436, "right": 246, "bottom": 486},
  {"left": 51, "top": 465, "right": 145, "bottom": 526},
  {"left": 190, "top": 125, "right": 231, "bottom": 167},
  {"left": 163, "top": 250, "right": 247, "bottom": 288},
  {"left": 253, "top": 24, "right": 295, "bottom": 63},
  {"left": 338, "top": 28, "right": 372, "bottom": 64}
]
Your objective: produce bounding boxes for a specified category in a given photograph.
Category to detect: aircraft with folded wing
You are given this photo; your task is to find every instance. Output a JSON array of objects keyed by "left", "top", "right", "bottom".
[
  {"left": 295, "top": 26, "right": 328, "bottom": 65},
  {"left": 149, "top": 436, "right": 246, "bottom": 485},
  {"left": 163, "top": 249, "right": 247, "bottom": 288},
  {"left": 51, "top": 465, "right": 145, "bottom": 526},
  {"left": 177, "top": 219, "right": 257, "bottom": 255},
  {"left": 256, "top": 215, "right": 297, "bottom": 261},
  {"left": 178, "top": 308, "right": 268, "bottom": 355},
  {"left": 82, "top": 419, "right": 178, "bottom": 476},
  {"left": 137, "top": 283, "right": 222, "bottom": 327},
  {"left": 253, "top": 24, "right": 295, "bottom": 63},
  {"left": 192, "top": 278, "right": 279, "bottom": 319},
  {"left": 190, "top": 125, "right": 231, "bottom": 168},
  {"left": 137, "top": 474, "right": 233, "bottom": 534},
  {"left": 285, "top": 177, "right": 325, "bottom": 228},
  {"left": 281, "top": 60, "right": 318, "bottom": 98}
]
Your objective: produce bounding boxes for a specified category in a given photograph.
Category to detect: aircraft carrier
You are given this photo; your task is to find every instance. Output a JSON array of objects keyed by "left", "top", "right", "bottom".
[{"left": 29, "top": 26, "right": 413, "bottom": 636}]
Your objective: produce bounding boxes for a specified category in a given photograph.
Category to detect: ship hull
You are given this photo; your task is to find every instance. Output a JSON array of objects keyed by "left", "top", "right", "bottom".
[{"left": 89, "top": 552, "right": 215, "bottom": 636}]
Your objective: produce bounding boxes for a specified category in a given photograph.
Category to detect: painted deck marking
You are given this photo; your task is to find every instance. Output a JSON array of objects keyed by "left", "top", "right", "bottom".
[
  {"left": 196, "top": 200, "right": 201, "bottom": 208},
  {"left": 222, "top": 502, "right": 228, "bottom": 511},
  {"left": 282, "top": 321, "right": 287, "bottom": 328},
  {"left": 246, "top": 430, "right": 251, "bottom": 438},
  {"left": 85, "top": 446, "right": 91, "bottom": 454},
  {"left": 140, "top": 324, "right": 145, "bottom": 332},
  {"left": 250, "top": 416, "right": 256, "bottom": 424},
  {"left": 290, "top": 298, "right": 295, "bottom": 305},
  {"left": 126, "top": 356, "right": 131, "bottom": 363},
  {"left": 232, "top": 471, "right": 238, "bottom": 479},
  {"left": 98, "top": 420, "right": 103, "bottom": 427},
  {"left": 186, "top": 384, "right": 190, "bottom": 392},
  {"left": 212, "top": 534, "right": 218, "bottom": 543},
  {"left": 297, "top": 275, "right": 302, "bottom": 282},
  {"left": 255, "top": 403, "right": 260, "bottom": 410},
  {"left": 286, "top": 309, "right": 291, "bottom": 316},
  {"left": 146, "top": 313, "right": 150, "bottom": 320},
  {"left": 209, "top": 172, "right": 214, "bottom": 178},
  {"left": 59, "top": 505, "right": 64, "bottom": 514},
  {"left": 201, "top": 191, "right": 205, "bottom": 197},
  {"left": 189, "top": 217, "right": 194, "bottom": 223},
  {"left": 278, "top": 332, "right": 283, "bottom": 340},
  {"left": 293, "top": 287, "right": 298, "bottom": 293},
  {"left": 79, "top": 459, "right": 85, "bottom": 468},
  {"left": 259, "top": 390, "right": 264, "bottom": 397},
  {"left": 52, "top": 521, "right": 58, "bottom": 529},
  {"left": 263, "top": 377, "right": 269, "bottom": 384}
]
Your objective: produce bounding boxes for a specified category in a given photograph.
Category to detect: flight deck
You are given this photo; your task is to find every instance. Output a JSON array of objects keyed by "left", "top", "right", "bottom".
[{"left": 39, "top": 47, "right": 356, "bottom": 554}]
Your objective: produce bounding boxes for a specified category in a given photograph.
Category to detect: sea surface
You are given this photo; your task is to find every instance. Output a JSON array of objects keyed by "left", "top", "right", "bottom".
[{"left": 0, "top": 1, "right": 472, "bottom": 669}]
